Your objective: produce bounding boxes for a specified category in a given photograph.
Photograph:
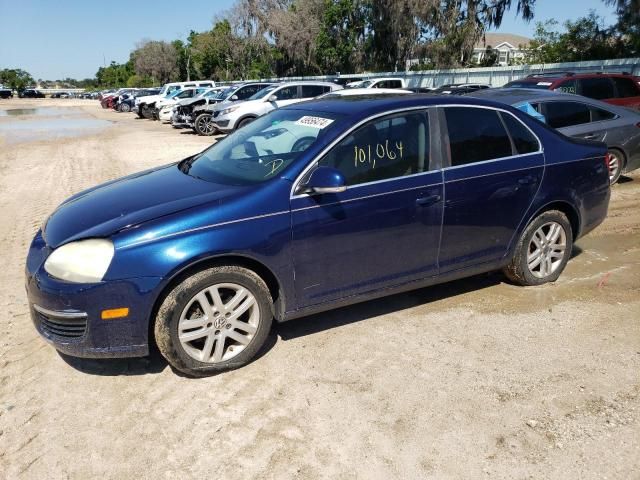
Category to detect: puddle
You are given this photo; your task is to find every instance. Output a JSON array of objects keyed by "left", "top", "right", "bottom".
[
  {"left": 0, "top": 107, "right": 81, "bottom": 117},
  {"left": 0, "top": 107, "right": 111, "bottom": 143}
]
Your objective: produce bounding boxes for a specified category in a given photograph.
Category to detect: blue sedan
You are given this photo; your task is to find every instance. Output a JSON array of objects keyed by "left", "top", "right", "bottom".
[{"left": 25, "top": 95, "right": 611, "bottom": 376}]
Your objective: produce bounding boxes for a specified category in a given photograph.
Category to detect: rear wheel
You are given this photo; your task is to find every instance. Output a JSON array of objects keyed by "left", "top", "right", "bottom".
[
  {"left": 607, "top": 149, "right": 624, "bottom": 184},
  {"left": 194, "top": 113, "right": 217, "bottom": 136},
  {"left": 154, "top": 266, "right": 273, "bottom": 376},
  {"left": 503, "top": 210, "right": 573, "bottom": 286}
]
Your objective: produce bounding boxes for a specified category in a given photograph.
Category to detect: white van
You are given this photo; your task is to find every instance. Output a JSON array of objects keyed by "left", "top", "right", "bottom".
[{"left": 135, "top": 80, "right": 215, "bottom": 119}]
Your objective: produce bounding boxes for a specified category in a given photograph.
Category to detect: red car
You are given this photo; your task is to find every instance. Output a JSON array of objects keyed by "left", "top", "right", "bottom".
[
  {"left": 100, "top": 94, "right": 117, "bottom": 109},
  {"left": 504, "top": 72, "right": 640, "bottom": 109}
]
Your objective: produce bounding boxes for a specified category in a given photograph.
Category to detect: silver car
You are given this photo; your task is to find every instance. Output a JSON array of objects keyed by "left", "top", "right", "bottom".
[
  {"left": 469, "top": 88, "right": 640, "bottom": 183},
  {"left": 211, "top": 81, "right": 342, "bottom": 133}
]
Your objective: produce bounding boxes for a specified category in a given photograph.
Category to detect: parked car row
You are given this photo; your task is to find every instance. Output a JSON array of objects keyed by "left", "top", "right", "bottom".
[{"left": 95, "top": 71, "right": 640, "bottom": 184}]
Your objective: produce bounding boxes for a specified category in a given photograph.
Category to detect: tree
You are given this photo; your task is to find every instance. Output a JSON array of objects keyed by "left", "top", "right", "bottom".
[
  {"left": 479, "top": 45, "right": 498, "bottom": 66},
  {"left": 132, "top": 40, "right": 179, "bottom": 84},
  {"left": 95, "top": 61, "right": 134, "bottom": 87},
  {"left": 315, "top": 0, "right": 367, "bottom": 73},
  {"left": 0, "top": 68, "right": 35, "bottom": 90},
  {"left": 526, "top": 12, "right": 621, "bottom": 63},
  {"left": 604, "top": 0, "right": 640, "bottom": 56},
  {"left": 416, "top": 0, "right": 536, "bottom": 68}
]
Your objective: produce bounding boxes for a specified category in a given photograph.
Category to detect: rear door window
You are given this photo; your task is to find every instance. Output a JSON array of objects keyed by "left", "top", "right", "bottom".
[
  {"left": 444, "top": 107, "right": 513, "bottom": 166},
  {"left": 500, "top": 113, "right": 540, "bottom": 154},
  {"left": 274, "top": 86, "right": 298, "bottom": 100},
  {"left": 579, "top": 77, "right": 615, "bottom": 100},
  {"left": 543, "top": 102, "right": 591, "bottom": 128},
  {"left": 590, "top": 107, "right": 617, "bottom": 122},
  {"left": 301, "top": 85, "right": 329, "bottom": 97},
  {"left": 612, "top": 77, "right": 640, "bottom": 98}
]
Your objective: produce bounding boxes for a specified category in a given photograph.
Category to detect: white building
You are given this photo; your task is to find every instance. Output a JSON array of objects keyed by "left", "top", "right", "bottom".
[{"left": 472, "top": 33, "right": 532, "bottom": 66}]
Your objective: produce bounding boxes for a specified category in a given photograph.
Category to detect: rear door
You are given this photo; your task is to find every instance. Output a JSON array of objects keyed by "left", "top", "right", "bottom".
[
  {"left": 578, "top": 77, "right": 615, "bottom": 104},
  {"left": 541, "top": 100, "right": 615, "bottom": 142},
  {"left": 439, "top": 106, "right": 544, "bottom": 272},
  {"left": 611, "top": 77, "right": 640, "bottom": 109}
]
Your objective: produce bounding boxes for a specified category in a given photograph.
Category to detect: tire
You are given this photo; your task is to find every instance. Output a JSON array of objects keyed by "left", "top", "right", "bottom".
[
  {"left": 141, "top": 104, "right": 153, "bottom": 119},
  {"left": 607, "top": 149, "right": 624, "bottom": 185},
  {"left": 503, "top": 210, "right": 573, "bottom": 286},
  {"left": 154, "top": 266, "right": 273, "bottom": 376},
  {"left": 236, "top": 117, "right": 256, "bottom": 129},
  {"left": 194, "top": 113, "right": 217, "bottom": 136},
  {"left": 119, "top": 102, "right": 131, "bottom": 113},
  {"left": 137, "top": 105, "right": 145, "bottom": 119}
]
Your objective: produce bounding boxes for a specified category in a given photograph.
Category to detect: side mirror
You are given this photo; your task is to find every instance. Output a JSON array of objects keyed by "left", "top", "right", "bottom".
[
  {"left": 268, "top": 94, "right": 278, "bottom": 102},
  {"left": 303, "top": 166, "right": 346, "bottom": 195},
  {"left": 230, "top": 95, "right": 238, "bottom": 101}
]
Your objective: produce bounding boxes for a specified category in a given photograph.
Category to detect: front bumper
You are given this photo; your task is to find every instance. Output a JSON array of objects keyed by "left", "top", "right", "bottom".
[{"left": 25, "top": 231, "right": 162, "bottom": 358}]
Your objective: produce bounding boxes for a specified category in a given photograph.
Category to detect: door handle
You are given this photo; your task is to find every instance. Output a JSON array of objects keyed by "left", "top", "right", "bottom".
[
  {"left": 518, "top": 176, "right": 537, "bottom": 186},
  {"left": 583, "top": 133, "right": 598, "bottom": 140},
  {"left": 416, "top": 194, "right": 441, "bottom": 207}
]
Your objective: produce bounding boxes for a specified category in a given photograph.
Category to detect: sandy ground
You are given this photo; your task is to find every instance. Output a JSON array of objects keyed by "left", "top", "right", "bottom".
[{"left": 0, "top": 99, "right": 638, "bottom": 479}]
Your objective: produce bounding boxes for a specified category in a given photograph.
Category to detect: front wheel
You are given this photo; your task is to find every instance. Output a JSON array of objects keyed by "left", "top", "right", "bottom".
[
  {"left": 503, "top": 210, "right": 573, "bottom": 286},
  {"left": 236, "top": 117, "right": 255, "bottom": 129},
  {"left": 141, "top": 104, "right": 153, "bottom": 119},
  {"left": 119, "top": 102, "right": 131, "bottom": 113},
  {"left": 194, "top": 113, "right": 217, "bottom": 136},
  {"left": 154, "top": 266, "right": 273, "bottom": 376}
]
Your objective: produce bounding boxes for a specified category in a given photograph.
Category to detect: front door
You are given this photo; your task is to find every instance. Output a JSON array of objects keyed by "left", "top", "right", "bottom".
[{"left": 290, "top": 110, "right": 443, "bottom": 308}]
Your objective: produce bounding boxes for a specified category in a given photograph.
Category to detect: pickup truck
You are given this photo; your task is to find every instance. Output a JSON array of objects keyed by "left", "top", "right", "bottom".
[{"left": 0, "top": 84, "right": 12, "bottom": 99}]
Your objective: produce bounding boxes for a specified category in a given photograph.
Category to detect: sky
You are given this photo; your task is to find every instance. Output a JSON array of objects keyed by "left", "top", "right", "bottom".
[{"left": 0, "top": 0, "right": 620, "bottom": 80}]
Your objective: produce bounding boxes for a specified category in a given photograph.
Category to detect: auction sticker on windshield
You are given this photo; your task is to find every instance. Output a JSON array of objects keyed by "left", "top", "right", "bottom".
[{"left": 295, "top": 116, "right": 334, "bottom": 129}]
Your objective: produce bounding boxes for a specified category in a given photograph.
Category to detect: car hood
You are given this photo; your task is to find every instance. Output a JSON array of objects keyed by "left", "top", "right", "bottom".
[
  {"left": 212, "top": 99, "right": 247, "bottom": 112},
  {"left": 44, "top": 162, "right": 246, "bottom": 248},
  {"left": 157, "top": 98, "right": 177, "bottom": 108},
  {"left": 178, "top": 96, "right": 217, "bottom": 107},
  {"left": 137, "top": 94, "right": 164, "bottom": 104}
]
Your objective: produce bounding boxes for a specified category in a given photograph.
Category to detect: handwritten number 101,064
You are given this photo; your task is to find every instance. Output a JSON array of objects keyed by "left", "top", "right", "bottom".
[{"left": 354, "top": 140, "right": 403, "bottom": 169}]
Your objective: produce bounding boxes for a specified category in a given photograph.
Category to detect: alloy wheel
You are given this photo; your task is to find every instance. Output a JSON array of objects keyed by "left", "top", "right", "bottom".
[
  {"left": 178, "top": 283, "right": 259, "bottom": 363},
  {"left": 197, "top": 115, "right": 215, "bottom": 135},
  {"left": 527, "top": 221, "right": 567, "bottom": 279},
  {"left": 607, "top": 151, "right": 621, "bottom": 184}
]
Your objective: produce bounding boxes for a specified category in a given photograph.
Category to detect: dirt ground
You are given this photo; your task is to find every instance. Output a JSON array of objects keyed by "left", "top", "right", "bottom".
[{"left": 0, "top": 99, "right": 638, "bottom": 479}]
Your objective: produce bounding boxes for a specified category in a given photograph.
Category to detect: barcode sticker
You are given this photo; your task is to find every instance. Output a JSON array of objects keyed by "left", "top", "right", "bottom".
[{"left": 295, "top": 116, "right": 334, "bottom": 129}]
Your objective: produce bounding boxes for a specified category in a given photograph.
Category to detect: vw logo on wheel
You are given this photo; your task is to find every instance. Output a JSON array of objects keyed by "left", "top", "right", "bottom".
[{"left": 213, "top": 316, "right": 226, "bottom": 329}]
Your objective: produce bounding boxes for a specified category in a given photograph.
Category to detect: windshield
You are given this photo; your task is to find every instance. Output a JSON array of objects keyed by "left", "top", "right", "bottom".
[
  {"left": 203, "top": 89, "right": 222, "bottom": 98},
  {"left": 248, "top": 85, "right": 278, "bottom": 100},
  {"left": 181, "top": 109, "right": 342, "bottom": 185},
  {"left": 359, "top": 80, "right": 374, "bottom": 88}
]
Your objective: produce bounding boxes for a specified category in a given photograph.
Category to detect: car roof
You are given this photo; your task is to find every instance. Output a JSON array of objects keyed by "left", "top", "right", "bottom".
[
  {"left": 275, "top": 81, "right": 339, "bottom": 87},
  {"left": 468, "top": 87, "right": 580, "bottom": 104},
  {"left": 284, "top": 93, "right": 520, "bottom": 118},
  {"left": 468, "top": 87, "right": 640, "bottom": 117},
  {"left": 511, "top": 72, "right": 634, "bottom": 83}
]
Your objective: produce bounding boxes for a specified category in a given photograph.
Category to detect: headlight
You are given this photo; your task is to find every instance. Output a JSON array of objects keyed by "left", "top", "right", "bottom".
[
  {"left": 221, "top": 106, "right": 240, "bottom": 116},
  {"left": 44, "top": 239, "right": 114, "bottom": 283}
]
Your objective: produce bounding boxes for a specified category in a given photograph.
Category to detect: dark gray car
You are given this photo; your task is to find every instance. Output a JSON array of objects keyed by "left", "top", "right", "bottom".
[{"left": 469, "top": 88, "right": 640, "bottom": 183}]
